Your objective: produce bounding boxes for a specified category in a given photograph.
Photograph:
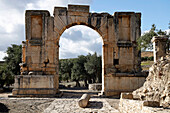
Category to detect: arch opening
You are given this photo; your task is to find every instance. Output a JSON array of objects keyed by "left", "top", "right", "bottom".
[{"left": 58, "top": 25, "right": 104, "bottom": 92}]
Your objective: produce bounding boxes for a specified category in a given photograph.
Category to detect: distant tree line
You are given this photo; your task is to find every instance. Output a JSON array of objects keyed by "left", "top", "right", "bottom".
[
  {"left": 141, "top": 56, "right": 154, "bottom": 61},
  {"left": 59, "top": 52, "right": 102, "bottom": 87}
]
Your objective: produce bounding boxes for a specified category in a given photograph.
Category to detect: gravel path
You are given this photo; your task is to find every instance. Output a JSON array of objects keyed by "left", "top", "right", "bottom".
[{"left": 44, "top": 98, "right": 119, "bottom": 113}]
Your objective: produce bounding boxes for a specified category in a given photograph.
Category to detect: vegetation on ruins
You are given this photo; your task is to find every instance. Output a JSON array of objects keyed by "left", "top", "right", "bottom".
[
  {"left": 137, "top": 24, "right": 167, "bottom": 51},
  {"left": 59, "top": 52, "right": 102, "bottom": 87},
  {"left": 0, "top": 44, "right": 22, "bottom": 88}
]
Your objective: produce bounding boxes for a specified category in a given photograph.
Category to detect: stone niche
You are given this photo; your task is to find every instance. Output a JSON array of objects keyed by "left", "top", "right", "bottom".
[
  {"left": 31, "top": 15, "right": 42, "bottom": 39},
  {"left": 12, "top": 5, "right": 146, "bottom": 97}
]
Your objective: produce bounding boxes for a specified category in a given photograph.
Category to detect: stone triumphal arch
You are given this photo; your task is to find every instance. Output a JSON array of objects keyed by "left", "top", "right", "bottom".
[{"left": 12, "top": 5, "right": 146, "bottom": 97}]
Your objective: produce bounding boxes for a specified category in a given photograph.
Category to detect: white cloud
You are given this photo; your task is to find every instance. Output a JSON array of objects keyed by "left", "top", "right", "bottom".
[
  {"left": 26, "top": 0, "right": 92, "bottom": 15},
  {"left": 59, "top": 25, "right": 102, "bottom": 59},
  {"left": 141, "top": 30, "right": 149, "bottom": 36},
  {"left": 0, "top": 51, "right": 7, "bottom": 61},
  {"left": 165, "top": 29, "right": 170, "bottom": 35},
  {"left": 0, "top": 0, "right": 99, "bottom": 60}
]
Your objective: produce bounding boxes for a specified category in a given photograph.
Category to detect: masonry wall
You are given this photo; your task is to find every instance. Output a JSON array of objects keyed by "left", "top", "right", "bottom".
[
  {"left": 21, "top": 6, "right": 141, "bottom": 75},
  {"left": 17, "top": 5, "right": 144, "bottom": 97}
]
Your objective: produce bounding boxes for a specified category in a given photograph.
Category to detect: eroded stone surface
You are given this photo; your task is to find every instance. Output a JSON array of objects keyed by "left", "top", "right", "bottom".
[
  {"left": 12, "top": 4, "right": 144, "bottom": 97},
  {"left": 133, "top": 54, "right": 170, "bottom": 108},
  {"left": 119, "top": 98, "right": 170, "bottom": 113}
]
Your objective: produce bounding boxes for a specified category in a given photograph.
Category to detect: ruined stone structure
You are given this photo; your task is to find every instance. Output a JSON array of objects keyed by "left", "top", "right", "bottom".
[
  {"left": 12, "top": 5, "right": 146, "bottom": 97},
  {"left": 119, "top": 37, "right": 170, "bottom": 112},
  {"left": 152, "top": 36, "right": 169, "bottom": 62}
]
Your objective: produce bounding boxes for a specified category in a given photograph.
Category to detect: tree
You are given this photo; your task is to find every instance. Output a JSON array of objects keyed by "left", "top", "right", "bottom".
[
  {"left": 157, "top": 29, "right": 166, "bottom": 35},
  {"left": 0, "top": 44, "right": 22, "bottom": 88},
  {"left": 71, "top": 55, "right": 87, "bottom": 87},
  {"left": 84, "top": 52, "right": 102, "bottom": 83},
  {"left": 137, "top": 24, "right": 157, "bottom": 50},
  {"left": 59, "top": 52, "right": 102, "bottom": 87},
  {"left": 59, "top": 59, "right": 73, "bottom": 82},
  {"left": 137, "top": 24, "right": 167, "bottom": 51},
  {"left": 3, "top": 44, "right": 22, "bottom": 75}
]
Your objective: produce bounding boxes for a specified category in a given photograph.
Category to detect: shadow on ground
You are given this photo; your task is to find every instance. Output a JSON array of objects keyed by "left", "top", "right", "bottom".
[
  {"left": 87, "top": 101, "right": 103, "bottom": 109},
  {"left": 60, "top": 88, "right": 100, "bottom": 98},
  {"left": 0, "top": 103, "right": 9, "bottom": 113}
]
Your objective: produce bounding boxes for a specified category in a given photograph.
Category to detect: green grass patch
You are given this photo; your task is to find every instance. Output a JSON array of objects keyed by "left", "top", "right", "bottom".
[
  {"left": 141, "top": 61, "right": 154, "bottom": 66},
  {"left": 141, "top": 61, "right": 154, "bottom": 71}
]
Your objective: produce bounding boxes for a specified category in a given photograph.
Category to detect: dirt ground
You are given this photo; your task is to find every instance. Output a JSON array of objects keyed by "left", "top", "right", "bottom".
[
  {"left": 0, "top": 89, "right": 120, "bottom": 113},
  {"left": 0, "top": 98, "right": 55, "bottom": 113}
]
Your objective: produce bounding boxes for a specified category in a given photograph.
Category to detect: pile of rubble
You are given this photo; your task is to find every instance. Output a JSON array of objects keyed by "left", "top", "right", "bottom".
[{"left": 133, "top": 54, "right": 170, "bottom": 108}]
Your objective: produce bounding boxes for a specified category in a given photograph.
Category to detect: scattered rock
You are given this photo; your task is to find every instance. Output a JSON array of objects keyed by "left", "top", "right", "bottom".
[
  {"left": 143, "top": 101, "right": 160, "bottom": 107},
  {"left": 133, "top": 54, "right": 170, "bottom": 108},
  {"left": 121, "top": 93, "right": 133, "bottom": 99},
  {"left": 89, "top": 83, "right": 102, "bottom": 91}
]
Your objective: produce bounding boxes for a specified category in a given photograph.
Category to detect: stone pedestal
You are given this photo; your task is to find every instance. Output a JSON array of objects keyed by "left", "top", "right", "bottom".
[
  {"left": 102, "top": 73, "right": 146, "bottom": 97},
  {"left": 89, "top": 83, "right": 102, "bottom": 91},
  {"left": 11, "top": 75, "right": 60, "bottom": 97}
]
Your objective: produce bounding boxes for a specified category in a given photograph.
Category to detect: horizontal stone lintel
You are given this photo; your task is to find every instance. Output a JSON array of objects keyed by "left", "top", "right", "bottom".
[
  {"left": 68, "top": 5, "right": 89, "bottom": 12},
  {"left": 107, "top": 72, "right": 147, "bottom": 77},
  {"left": 117, "top": 41, "right": 132, "bottom": 47},
  {"left": 29, "top": 39, "right": 42, "bottom": 46}
]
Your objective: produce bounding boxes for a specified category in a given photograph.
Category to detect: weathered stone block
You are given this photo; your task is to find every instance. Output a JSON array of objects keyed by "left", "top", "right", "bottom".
[
  {"left": 89, "top": 83, "right": 102, "bottom": 91},
  {"left": 78, "top": 94, "right": 91, "bottom": 108},
  {"left": 143, "top": 101, "right": 160, "bottom": 107},
  {"left": 121, "top": 93, "right": 133, "bottom": 99}
]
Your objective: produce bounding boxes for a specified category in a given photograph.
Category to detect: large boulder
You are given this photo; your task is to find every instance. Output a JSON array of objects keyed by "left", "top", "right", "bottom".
[{"left": 133, "top": 54, "right": 170, "bottom": 108}]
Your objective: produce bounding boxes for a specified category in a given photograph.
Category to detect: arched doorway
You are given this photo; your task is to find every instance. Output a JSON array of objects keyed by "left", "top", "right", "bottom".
[{"left": 58, "top": 25, "right": 103, "bottom": 95}]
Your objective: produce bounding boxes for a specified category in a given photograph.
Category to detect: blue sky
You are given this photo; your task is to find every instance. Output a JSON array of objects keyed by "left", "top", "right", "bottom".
[
  {"left": 90, "top": 0, "right": 170, "bottom": 31},
  {"left": 0, "top": 0, "right": 169, "bottom": 60}
]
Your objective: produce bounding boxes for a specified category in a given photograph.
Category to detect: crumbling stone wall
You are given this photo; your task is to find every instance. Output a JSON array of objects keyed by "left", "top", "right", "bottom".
[{"left": 133, "top": 54, "right": 170, "bottom": 108}]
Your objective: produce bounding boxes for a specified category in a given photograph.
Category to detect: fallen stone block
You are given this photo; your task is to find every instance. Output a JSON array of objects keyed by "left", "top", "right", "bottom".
[
  {"left": 78, "top": 94, "right": 90, "bottom": 108},
  {"left": 143, "top": 101, "right": 160, "bottom": 107},
  {"left": 121, "top": 93, "right": 133, "bottom": 99}
]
